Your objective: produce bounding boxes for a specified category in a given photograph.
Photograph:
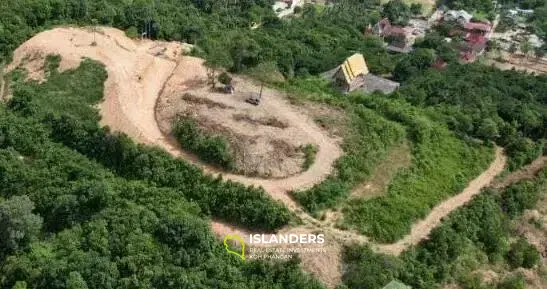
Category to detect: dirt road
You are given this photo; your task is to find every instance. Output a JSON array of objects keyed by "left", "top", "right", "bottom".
[
  {"left": 493, "top": 156, "right": 547, "bottom": 189},
  {"left": 377, "top": 147, "right": 506, "bottom": 255},
  {"left": 8, "top": 27, "right": 342, "bottom": 212},
  {"left": 12, "top": 27, "right": 536, "bottom": 288}
]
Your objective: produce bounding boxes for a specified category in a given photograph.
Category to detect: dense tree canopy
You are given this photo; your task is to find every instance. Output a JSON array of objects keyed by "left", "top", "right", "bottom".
[
  {"left": 382, "top": 0, "right": 411, "bottom": 26},
  {"left": 0, "top": 61, "right": 323, "bottom": 289}
]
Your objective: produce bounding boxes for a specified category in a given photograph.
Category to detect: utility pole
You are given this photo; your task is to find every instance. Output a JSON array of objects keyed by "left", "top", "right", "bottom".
[{"left": 91, "top": 18, "right": 98, "bottom": 46}]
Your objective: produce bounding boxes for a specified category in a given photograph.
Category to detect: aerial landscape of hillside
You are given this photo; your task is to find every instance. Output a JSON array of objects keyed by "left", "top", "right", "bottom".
[{"left": 0, "top": 1, "right": 546, "bottom": 289}]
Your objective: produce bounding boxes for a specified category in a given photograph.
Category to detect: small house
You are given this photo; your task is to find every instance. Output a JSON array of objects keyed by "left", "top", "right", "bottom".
[
  {"left": 322, "top": 53, "right": 399, "bottom": 94},
  {"left": 373, "top": 18, "right": 416, "bottom": 53},
  {"left": 333, "top": 53, "right": 369, "bottom": 92}
]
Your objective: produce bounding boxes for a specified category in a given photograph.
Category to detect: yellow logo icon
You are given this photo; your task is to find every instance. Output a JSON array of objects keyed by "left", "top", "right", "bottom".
[{"left": 224, "top": 235, "right": 246, "bottom": 260}]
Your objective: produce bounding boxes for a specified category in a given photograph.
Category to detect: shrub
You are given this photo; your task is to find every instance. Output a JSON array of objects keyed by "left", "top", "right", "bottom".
[
  {"left": 497, "top": 274, "right": 526, "bottom": 289},
  {"left": 125, "top": 27, "right": 139, "bottom": 39},
  {"left": 506, "top": 238, "right": 540, "bottom": 269},
  {"left": 301, "top": 144, "right": 317, "bottom": 170},
  {"left": 500, "top": 180, "right": 541, "bottom": 218},
  {"left": 217, "top": 72, "right": 232, "bottom": 85},
  {"left": 173, "top": 116, "right": 235, "bottom": 170}
]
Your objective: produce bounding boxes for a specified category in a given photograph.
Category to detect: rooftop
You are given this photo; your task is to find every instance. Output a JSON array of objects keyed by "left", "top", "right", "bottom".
[
  {"left": 464, "top": 22, "right": 492, "bottom": 32},
  {"left": 339, "top": 53, "right": 369, "bottom": 84},
  {"left": 361, "top": 74, "right": 400, "bottom": 94}
]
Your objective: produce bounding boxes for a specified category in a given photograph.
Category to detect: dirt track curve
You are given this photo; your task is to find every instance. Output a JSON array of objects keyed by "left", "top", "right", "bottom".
[
  {"left": 12, "top": 27, "right": 547, "bottom": 288},
  {"left": 8, "top": 27, "right": 342, "bottom": 212},
  {"left": 377, "top": 147, "right": 507, "bottom": 255}
]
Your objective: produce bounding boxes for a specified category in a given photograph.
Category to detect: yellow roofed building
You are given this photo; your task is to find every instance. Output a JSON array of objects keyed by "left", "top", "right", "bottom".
[
  {"left": 322, "top": 52, "right": 399, "bottom": 94},
  {"left": 334, "top": 53, "right": 369, "bottom": 92}
]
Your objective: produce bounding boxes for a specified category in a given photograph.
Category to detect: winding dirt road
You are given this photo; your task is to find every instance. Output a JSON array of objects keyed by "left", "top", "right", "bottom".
[
  {"left": 12, "top": 27, "right": 546, "bottom": 288},
  {"left": 377, "top": 147, "right": 507, "bottom": 255},
  {"left": 8, "top": 27, "right": 342, "bottom": 212}
]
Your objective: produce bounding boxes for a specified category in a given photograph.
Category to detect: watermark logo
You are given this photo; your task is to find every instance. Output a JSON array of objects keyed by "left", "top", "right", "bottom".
[
  {"left": 224, "top": 233, "right": 327, "bottom": 260},
  {"left": 224, "top": 235, "right": 246, "bottom": 260}
]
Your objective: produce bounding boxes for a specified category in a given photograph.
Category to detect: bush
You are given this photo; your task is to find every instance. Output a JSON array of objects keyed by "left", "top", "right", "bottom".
[
  {"left": 500, "top": 181, "right": 541, "bottom": 218},
  {"left": 173, "top": 116, "right": 234, "bottom": 170},
  {"left": 342, "top": 245, "right": 402, "bottom": 289},
  {"left": 125, "top": 27, "right": 139, "bottom": 39},
  {"left": 506, "top": 238, "right": 540, "bottom": 269},
  {"left": 301, "top": 144, "right": 317, "bottom": 170},
  {"left": 217, "top": 72, "right": 232, "bottom": 85},
  {"left": 293, "top": 105, "right": 406, "bottom": 214},
  {"left": 6, "top": 58, "right": 292, "bottom": 232},
  {"left": 342, "top": 96, "right": 492, "bottom": 242},
  {"left": 497, "top": 274, "right": 526, "bottom": 289}
]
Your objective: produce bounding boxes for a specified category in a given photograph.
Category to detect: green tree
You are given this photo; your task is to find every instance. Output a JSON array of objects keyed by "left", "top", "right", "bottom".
[
  {"left": 218, "top": 72, "right": 232, "bottom": 85},
  {"left": 506, "top": 238, "right": 540, "bottom": 269},
  {"left": 520, "top": 40, "right": 532, "bottom": 59},
  {"left": 382, "top": 0, "right": 411, "bottom": 26},
  {"left": 11, "top": 281, "right": 27, "bottom": 289},
  {"left": 394, "top": 48, "right": 436, "bottom": 81},
  {"left": 410, "top": 3, "right": 422, "bottom": 15},
  {"left": 477, "top": 118, "right": 499, "bottom": 140},
  {"left": 67, "top": 272, "right": 89, "bottom": 289},
  {"left": 91, "top": 19, "right": 98, "bottom": 46},
  {"left": 204, "top": 41, "right": 233, "bottom": 89},
  {"left": 0, "top": 195, "right": 43, "bottom": 257}
]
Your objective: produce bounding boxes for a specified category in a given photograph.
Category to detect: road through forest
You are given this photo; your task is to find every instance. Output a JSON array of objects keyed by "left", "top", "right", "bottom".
[{"left": 11, "top": 27, "right": 547, "bottom": 288}]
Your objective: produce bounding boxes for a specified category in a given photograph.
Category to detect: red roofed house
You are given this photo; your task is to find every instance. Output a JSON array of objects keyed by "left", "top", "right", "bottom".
[
  {"left": 455, "top": 21, "right": 492, "bottom": 62},
  {"left": 373, "top": 18, "right": 416, "bottom": 53}
]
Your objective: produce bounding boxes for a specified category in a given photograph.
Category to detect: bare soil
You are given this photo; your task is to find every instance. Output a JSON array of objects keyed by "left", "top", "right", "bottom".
[
  {"left": 485, "top": 52, "right": 547, "bottom": 74},
  {"left": 0, "top": 63, "right": 5, "bottom": 100},
  {"left": 493, "top": 156, "right": 547, "bottom": 189},
  {"left": 10, "top": 27, "right": 345, "bottom": 286},
  {"left": 9, "top": 27, "right": 343, "bottom": 211},
  {"left": 350, "top": 142, "right": 412, "bottom": 200},
  {"left": 155, "top": 63, "right": 328, "bottom": 178}
]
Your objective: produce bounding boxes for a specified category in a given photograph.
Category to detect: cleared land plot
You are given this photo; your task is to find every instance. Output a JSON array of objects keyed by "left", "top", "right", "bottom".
[{"left": 155, "top": 61, "right": 336, "bottom": 178}]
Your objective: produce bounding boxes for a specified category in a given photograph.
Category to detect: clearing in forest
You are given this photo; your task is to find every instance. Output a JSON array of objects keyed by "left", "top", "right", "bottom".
[
  {"left": 12, "top": 26, "right": 542, "bottom": 289},
  {"left": 8, "top": 27, "right": 342, "bottom": 209},
  {"left": 156, "top": 57, "right": 338, "bottom": 179}
]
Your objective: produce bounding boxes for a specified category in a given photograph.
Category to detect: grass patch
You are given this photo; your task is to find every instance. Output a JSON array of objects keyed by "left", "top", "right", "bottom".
[
  {"left": 350, "top": 141, "right": 412, "bottom": 200},
  {"left": 301, "top": 143, "right": 318, "bottom": 171},
  {"left": 343, "top": 95, "right": 493, "bottom": 243},
  {"left": 286, "top": 80, "right": 407, "bottom": 215},
  {"left": 342, "top": 168, "right": 547, "bottom": 289},
  {"left": 283, "top": 78, "right": 492, "bottom": 243}
]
